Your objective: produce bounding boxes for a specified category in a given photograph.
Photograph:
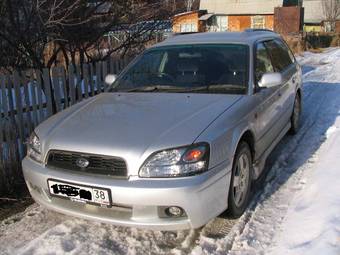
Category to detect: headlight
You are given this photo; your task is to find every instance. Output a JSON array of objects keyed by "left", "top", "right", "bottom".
[
  {"left": 139, "top": 143, "right": 209, "bottom": 178},
  {"left": 27, "top": 132, "right": 42, "bottom": 162}
]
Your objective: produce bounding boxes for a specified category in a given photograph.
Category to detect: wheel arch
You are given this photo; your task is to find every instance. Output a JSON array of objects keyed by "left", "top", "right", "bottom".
[
  {"left": 231, "top": 128, "right": 256, "bottom": 164},
  {"left": 296, "top": 88, "right": 302, "bottom": 100},
  {"left": 238, "top": 130, "right": 255, "bottom": 161}
]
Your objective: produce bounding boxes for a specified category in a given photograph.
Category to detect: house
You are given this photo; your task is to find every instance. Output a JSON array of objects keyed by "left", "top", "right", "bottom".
[
  {"left": 199, "top": 0, "right": 283, "bottom": 32},
  {"left": 172, "top": 0, "right": 339, "bottom": 34},
  {"left": 303, "top": 0, "right": 323, "bottom": 31},
  {"left": 172, "top": 10, "right": 207, "bottom": 33},
  {"left": 303, "top": 0, "right": 340, "bottom": 32}
]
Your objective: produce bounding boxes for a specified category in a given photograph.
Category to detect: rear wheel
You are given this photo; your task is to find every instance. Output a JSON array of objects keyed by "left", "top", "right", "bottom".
[
  {"left": 228, "top": 142, "right": 252, "bottom": 218},
  {"left": 289, "top": 94, "right": 301, "bottom": 135}
]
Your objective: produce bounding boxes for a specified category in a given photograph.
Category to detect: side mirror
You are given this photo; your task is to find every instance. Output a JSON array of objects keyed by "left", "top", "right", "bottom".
[
  {"left": 258, "top": 72, "right": 283, "bottom": 88},
  {"left": 105, "top": 74, "right": 117, "bottom": 85}
]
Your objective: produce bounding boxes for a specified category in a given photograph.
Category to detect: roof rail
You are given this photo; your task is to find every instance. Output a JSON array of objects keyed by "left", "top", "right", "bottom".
[
  {"left": 244, "top": 28, "right": 276, "bottom": 33},
  {"left": 173, "top": 32, "right": 199, "bottom": 36}
]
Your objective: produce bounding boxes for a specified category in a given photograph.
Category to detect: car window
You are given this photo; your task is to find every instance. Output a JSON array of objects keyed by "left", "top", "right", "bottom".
[
  {"left": 264, "top": 39, "right": 293, "bottom": 72},
  {"left": 255, "top": 42, "right": 274, "bottom": 84},
  {"left": 111, "top": 44, "right": 249, "bottom": 94}
]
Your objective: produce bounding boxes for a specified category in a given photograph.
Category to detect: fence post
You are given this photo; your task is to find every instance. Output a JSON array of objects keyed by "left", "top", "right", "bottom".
[
  {"left": 89, "top": 63, "right": 95, "bottom": 97},
  {"left": 60, "top": 67, "right": 69, "bottom": 108},
  {"left": 51, "top": 67, "right": 62, "bottom": 113},
  {"left": 68, "top": 65, "right": 76, "bottom": 105},
  {"left": 102, "top": 61, "right": 108, "bottom": 91},
  {"left": 83, "top": 64, "right": 89, "bottom": 98},
  {"left": 0, "top": 76, "right": 4, "bottom": 144},
  {"left": 22, "top": 71, "right": 33, "bottom": 134},
  {"left": 28, "top": 70, "right": 39, "bottom": 127},
  {"left": 35, "top": 70, "right": 46, "bottom": 122},
  {"left": 76, "top": 65, "right": 83, "bottom": 102},
  {"left": 42, "top": 68, "right": 53, "bottom": 116},
  {"left": 95, "top": 62, "right": 102, "bottom": 94},
  {"left": 13, "top": 71, "right": 25, "bottom": 141}
]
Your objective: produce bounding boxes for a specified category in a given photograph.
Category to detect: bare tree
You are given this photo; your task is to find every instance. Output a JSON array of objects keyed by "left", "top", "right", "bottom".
[
  {"left": 0, "top": 0, "right": 175, "bottom": 71},
  {"left": 184, "top": 0, "right": 196, "bottom": 11},
  {"left": 322, "top": 0, "right": 340, "bottom": 32}
]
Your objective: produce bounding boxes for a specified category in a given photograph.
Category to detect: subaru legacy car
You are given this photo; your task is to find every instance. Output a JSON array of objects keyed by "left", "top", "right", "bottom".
[{"left": 23, "top": 30, "right": 302, "bottom": 230}]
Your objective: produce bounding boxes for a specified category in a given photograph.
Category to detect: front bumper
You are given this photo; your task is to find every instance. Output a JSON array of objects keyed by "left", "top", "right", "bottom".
[{"left": 22, "top": 157, "right": 232, "bottom": 230}]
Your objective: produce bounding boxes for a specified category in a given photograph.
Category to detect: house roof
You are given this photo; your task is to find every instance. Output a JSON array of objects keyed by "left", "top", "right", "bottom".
[
  {"left": 199, "top": 0, "right": 336, "bottom": 24},
  {"left": 199, "top": 0, "right": 283, "bottom": 15},
  {"left": 199, "top": 13, "right": 214, "bottom": 21},
  {"left": 173, "top": 10, "right": 200, "bottom": 17},
  {"left": 303, "top": 0, "right": 324, "bottom": 23}
]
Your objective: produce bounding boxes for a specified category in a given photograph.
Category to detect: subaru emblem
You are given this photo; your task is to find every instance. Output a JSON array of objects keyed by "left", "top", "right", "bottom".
[{"left": 75, "top": 157, "right": 90, "bottom": 168}]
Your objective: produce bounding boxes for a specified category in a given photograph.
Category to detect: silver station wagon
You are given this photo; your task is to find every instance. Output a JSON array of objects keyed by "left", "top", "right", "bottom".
[{"left": 23, "top": 30, "right": 302, "bottom": 230}]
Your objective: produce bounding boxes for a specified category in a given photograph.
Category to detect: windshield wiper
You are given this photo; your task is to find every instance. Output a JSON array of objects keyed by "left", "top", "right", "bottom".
[
  {"left": 112, "top": 84, "right": 246, "bottom": 93},
  {"left": 178, "top": 84, "right": 246, "bottom": 93},
  {"left": 118, "top": 85, "right": 186, "bottom": 93}
]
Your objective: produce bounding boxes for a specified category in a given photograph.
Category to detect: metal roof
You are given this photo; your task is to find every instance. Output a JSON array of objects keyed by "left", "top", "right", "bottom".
[
  {"left": 199, "top": 0, "right": 283, "bottom": 15},
  {"left": 152, "top": 31, "right": 280, "bottom": 48}
]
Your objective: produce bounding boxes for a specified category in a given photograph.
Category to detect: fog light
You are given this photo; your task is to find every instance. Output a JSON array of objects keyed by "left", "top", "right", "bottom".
[{"left": 165, "top": 206, "right": 183, "bottom": 217}]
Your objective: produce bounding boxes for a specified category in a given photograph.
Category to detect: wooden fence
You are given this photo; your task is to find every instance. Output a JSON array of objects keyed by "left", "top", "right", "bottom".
[{"left": 0, "top": 57, "right": 131, "bottom": 194}]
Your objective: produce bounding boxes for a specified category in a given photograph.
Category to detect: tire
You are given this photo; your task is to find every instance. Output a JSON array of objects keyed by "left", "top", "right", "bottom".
[
  {"left": 289, "top": 93, "right": 301, "bottom": 135},
  {"left": 227, "top": 141, "right": 252, "bottom": 218}
]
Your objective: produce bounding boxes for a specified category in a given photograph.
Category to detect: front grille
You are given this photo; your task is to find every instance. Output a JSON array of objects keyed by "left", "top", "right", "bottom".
[{"left": 47, "top": 150, "right": 127, "bottom": 177}]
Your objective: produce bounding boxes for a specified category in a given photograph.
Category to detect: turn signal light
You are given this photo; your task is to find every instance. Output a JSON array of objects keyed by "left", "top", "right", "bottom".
[{"left": 183, "top": 147, "right": 205, "bottom": 162}]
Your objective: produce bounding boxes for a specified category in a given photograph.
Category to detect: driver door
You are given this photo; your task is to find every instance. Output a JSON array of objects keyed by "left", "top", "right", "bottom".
[{"left": 253, "top": 41, "right": 281, "bottom": 158}]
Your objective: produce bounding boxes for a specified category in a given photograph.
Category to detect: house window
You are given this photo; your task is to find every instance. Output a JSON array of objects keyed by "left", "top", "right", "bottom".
[
  {"left": 324, "top": 21, "right": 333, "bottom": 32},
  {"left": 207, "top": 15, "right": 228, "bottom": 32},
  {"left": 251, "top": 16, "right": 265, "bottom": 29},
  {"left": 216, "top": 16, "right": 228, "bottom": 31},
  {"left": 180, "top": 23, "right": 197, "bottom": 32}
]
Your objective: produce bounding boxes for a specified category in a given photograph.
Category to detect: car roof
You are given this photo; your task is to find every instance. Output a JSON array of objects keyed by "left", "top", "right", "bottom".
[{"left": 153, "top": 30, "right": 281, "bottom": 48}]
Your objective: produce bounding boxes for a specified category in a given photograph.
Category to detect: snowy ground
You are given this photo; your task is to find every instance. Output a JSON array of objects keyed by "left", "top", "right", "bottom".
[{"left": 1, "top": 48, "right": 340, "bottom": 255}]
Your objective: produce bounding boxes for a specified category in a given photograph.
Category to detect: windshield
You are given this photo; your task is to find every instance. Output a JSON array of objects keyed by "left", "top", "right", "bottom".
[{"left": 111, "top": 44, "right": 249, "bottom": 94}]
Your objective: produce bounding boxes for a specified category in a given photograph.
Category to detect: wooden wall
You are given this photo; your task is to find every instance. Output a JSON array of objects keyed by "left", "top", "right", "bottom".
[
  {"left": 228, "top": 15, "right": 274, "bottom": 32},
  {"left": 172, "top": 11, "right": 207, "bottom": 33}
]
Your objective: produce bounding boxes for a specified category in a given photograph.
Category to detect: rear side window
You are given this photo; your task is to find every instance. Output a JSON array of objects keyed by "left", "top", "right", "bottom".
[
  {"left": 255, "top": 42, "right": 274, "bottom": 83},
  {"left": 264, "top": 39, "right": 293, "bottom": 72}
]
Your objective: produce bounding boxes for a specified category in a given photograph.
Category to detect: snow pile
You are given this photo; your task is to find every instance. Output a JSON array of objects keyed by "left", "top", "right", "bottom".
[{"left": 270, "top": 122, "right": 340, "bottom": 255}]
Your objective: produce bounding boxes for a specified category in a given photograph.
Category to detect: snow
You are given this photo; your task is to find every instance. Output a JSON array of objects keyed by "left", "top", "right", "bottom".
[
  {"left": 270, "top": 122, "right": 340, "bottom": 255},
  {"left": 267, "top": 50, "right": 340, "bottom": 255},
  {"left": 1, "top": 48, "right": 340, "bottom": 255}
]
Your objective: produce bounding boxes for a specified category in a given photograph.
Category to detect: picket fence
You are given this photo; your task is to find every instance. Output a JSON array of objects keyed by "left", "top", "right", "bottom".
[{"left": 0, "top": 57, "right": 131, "bottom": 194}]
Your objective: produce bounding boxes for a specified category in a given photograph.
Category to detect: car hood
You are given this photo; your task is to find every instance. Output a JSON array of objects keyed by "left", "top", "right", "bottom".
[{"left": 37, "top": 92, "right": 241, "bottom": 176}]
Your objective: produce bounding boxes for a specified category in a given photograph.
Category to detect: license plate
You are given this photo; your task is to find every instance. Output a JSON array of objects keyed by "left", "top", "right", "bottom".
[{"left": 48, "top": 179, "right": 111, "bottom": 206}]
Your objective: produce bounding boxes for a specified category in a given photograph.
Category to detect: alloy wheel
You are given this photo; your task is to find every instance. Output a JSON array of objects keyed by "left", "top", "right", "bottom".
[{"left": 232, "top": 153, "right": 250, "bottom": 208}]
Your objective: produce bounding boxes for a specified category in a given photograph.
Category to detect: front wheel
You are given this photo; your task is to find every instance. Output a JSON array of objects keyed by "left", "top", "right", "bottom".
[
  {"left": 289, "top": 94, "right": 301, "bottom": 135},
  {"left": 228, "top": 142, "right": 252, "bottom": 218}
]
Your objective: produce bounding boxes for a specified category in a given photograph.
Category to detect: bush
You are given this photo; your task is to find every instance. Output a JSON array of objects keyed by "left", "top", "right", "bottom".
[
  {"left": 330, "top": 35, "right": 340, "bottom": 47},
  {"left": 283, "top": 33, "right": 340, "bottom": 54}
]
